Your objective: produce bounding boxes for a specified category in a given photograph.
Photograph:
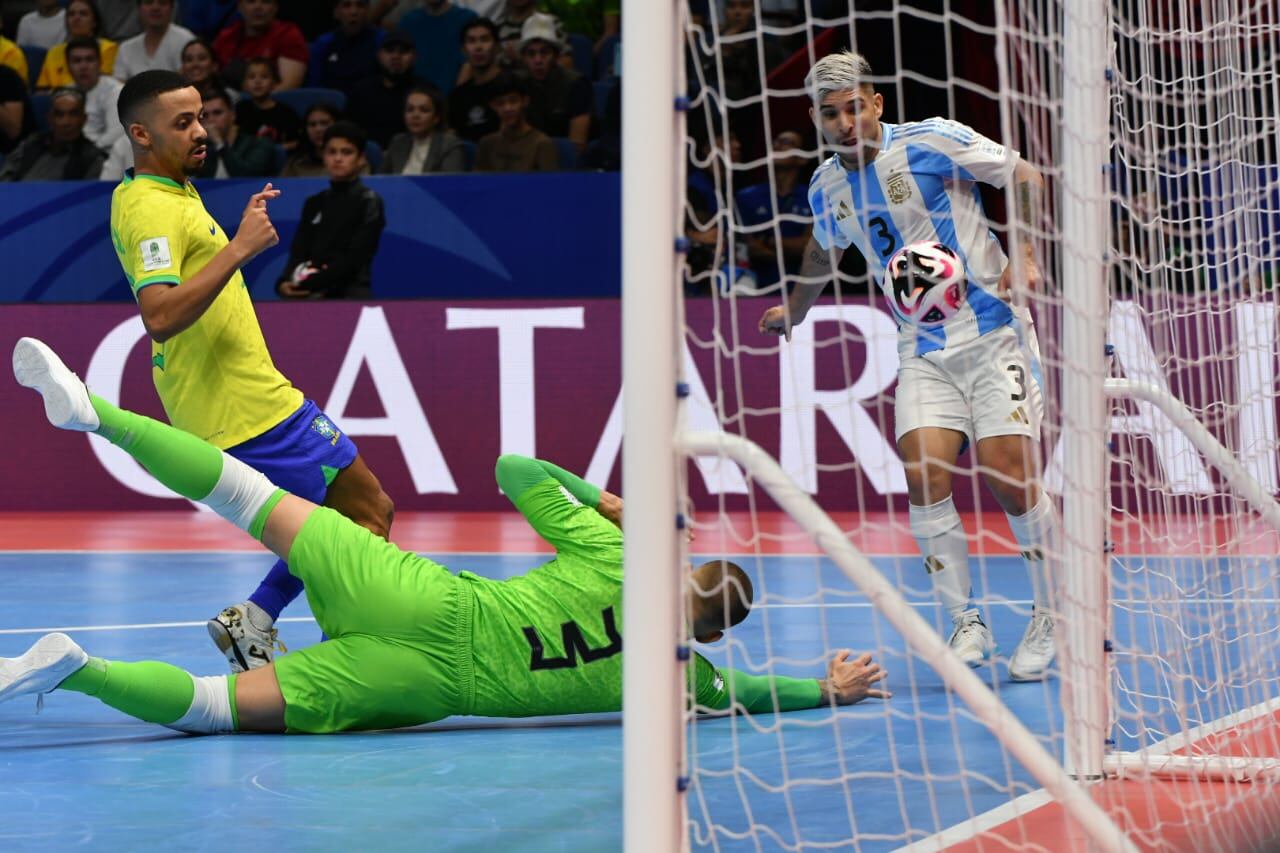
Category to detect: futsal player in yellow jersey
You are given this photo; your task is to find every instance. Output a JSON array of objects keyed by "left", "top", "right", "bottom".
[{"left": 109, "top": 71, "right": 395, "bottom": 673}]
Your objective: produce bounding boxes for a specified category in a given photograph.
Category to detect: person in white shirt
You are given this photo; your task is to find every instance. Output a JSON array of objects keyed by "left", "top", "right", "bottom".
[
  {"left": 113, "top": 0, "right": 196, "bottom": 81},
  {"left": 100, "top": 132, "right": 133, "bottom": 180},
  {"left": 16, "top": 0, "right": 67, "bottom": 50},
  {"left": 67, "top": 37, "right": 124, "bottom": 149}
]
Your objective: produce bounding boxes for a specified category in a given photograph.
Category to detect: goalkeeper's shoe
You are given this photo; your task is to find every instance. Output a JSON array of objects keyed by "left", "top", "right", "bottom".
[
  {"left": 207, "top": 603, "right": 285, "bottom": 673},
  {"left": 948, "top": 610, "right": 995, "bottom": 667},
  {"left": 0, "top": 633, "right": 88, "bottom": 705},
  {"left": 1009, "top": 609, "right": 1056, "bottom": 682},
  {"left": 12, "top": 337, "right": 100, "bottom": 432}
]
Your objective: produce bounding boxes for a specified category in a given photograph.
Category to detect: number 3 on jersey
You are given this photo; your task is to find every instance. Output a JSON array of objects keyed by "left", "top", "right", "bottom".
[
  {"left": 523, "top": 607, "right": 623, "bottom": 671},
  {"left": 868, "top": 216, "right": 898, "bottom": 258}
]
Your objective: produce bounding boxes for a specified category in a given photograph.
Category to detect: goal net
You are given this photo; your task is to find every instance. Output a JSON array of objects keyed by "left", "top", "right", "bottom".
[{"left": 621, "top": 0, "right": 1280, "bottom": 850}]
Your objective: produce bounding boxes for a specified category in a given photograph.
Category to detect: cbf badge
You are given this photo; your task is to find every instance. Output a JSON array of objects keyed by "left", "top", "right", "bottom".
[
  {"left": 887, "top": 172, "right": 913, "bottom": 204},
  {"left": 310, "top": 415, "right": 341, "bottom": 445}
]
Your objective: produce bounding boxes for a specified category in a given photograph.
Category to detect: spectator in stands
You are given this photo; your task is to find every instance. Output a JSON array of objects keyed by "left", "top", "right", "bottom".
[
  {"left": 179, "top": 36, "right": 233, "bottom": 99},
  {"left": 236, "top": 56, "right": 300, "bottom": 148},
  {"left": 36, "top": 0, "right": 119, "bottom": 90},
  {"left": 0, "top": 65, "right": 36, "bottom": 155},
  {"left": 212, "top": 0, "right": 308, "bottom": 90},
  {"left": 179, "top": 0, "right": 240, "bottom": 39},
  {"left": 369, "top": 0, "right": 415, "bottom": 29},
  {"left": 67, "top": 36, "right": 123, "bottom": 149},
  {"left": 579, "top": 73, "right": 617, "bottom": 170},
  {"left": 400, "top": 0, "right": 475, "bottom": 93},
  {"left": 346, "top": 29, "right": 428, "bottom": 146},
  {"left": 96, "top": 0, "right": 142, "bottom": 40},
  {"left": 195, "top": 87, "right": 275, "bottom": 177},
  {"left": 308, "top": 0, "right": 384, "bottom": 97},
  {"left": 16, "top": 0, "right": 66, "bottom": 51},
  {"left": 278, "top": 121, "right": 385, "bottom": 299},
  {"left": 0, "top": 13, "right": 30, "bottom": 86},
  {"left": 100, "top": 131, "right": 133, "bottom": 180},
  {"left": 383, "top": 85, "right": 466, "bottom": 173},
  {"left": 112, "top": 0, "right": 195, "bottom": 80},
  {"left": 734, "top": 130, "right": 812, "bottom": 286},
  {"left": 283, "top": 101, "right": 369, "bottom": 177},
  {"left": 540, "top": 0, "right": 618, "bottom": 55},
  {"left": 694, "top": 0, "right": 786, "bottom": 161},
  {"left": 448, "top": 17, "right": 500, "bottom": 142},
  {"left": 495, "top": 0, "right": 541, "bottom": 66},
  {"left": 475, "top": 71, "right": 555, "bottom": 172},
  {"left": 0, "top": 87, "right": 105, "bottom": 180},
  {"left": 517, "top": 13, "right": 588, "bottom": 151}
]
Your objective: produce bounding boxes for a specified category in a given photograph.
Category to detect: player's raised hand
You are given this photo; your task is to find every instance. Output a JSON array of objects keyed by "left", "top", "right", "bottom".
[
  {"left": 245, "top": 182, "right": 281, "bottom": 212},
  {"left": 821, "top": 650, "right": 891, "bottom": 705},
  {"left": 758, "top": 305, "right": 794, "bottom": 341},
  {"left": 231, "top": 200, "right": 279, "bottom": 264}
]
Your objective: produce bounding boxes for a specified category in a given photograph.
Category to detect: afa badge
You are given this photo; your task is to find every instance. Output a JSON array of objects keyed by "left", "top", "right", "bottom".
[{"left": 887, "top": 172, "right": 913, "bottom": 204}]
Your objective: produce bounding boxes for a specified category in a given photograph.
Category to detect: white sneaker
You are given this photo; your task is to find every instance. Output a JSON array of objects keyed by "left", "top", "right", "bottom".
[
  {"left": 207, "top": 603, "right": 284, "bottom": 673},
  {"left": 0, "top": 633, "right": 89, "bottom": 704},
  {"left": 1009, "top": 609, "right": 1056, "bottom": 682},
  {"left": 948, "top": 609, "right": 995, "bottom": 667},
  {"left": 12, "top": 337, "right": 99, "bottom": 432}
]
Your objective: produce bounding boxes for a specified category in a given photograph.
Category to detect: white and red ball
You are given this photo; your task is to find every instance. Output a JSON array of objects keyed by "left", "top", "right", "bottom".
[{"left": 885, "top": 241, "right": 967, "bottom": 327}]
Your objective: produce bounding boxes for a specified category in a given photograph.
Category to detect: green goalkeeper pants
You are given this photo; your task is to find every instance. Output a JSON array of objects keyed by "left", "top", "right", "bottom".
[{"left": 273, "top": 507, "right": 475, "bottom": 733}]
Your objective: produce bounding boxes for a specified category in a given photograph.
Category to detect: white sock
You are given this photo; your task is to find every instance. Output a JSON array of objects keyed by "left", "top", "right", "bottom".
[
  {"left": 203, "top": 453, "right": 278, "bottom": 534},
  {"left": 1007, "top": 491, "right": 1061, "bottom": 613},
  {"left": 167, "top": 675, "right": 236, "bottom": 734},
  {"left": 909, "top": 496, "right": 972, "bottom": 622}
]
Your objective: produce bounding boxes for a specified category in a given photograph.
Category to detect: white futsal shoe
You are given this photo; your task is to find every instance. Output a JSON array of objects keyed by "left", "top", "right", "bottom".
[
  {"left": 207, "top": 603, "right": 284, "bottom": 673},
  {"left": 1009, "top": 609, "right": 1056, "bottom": 682},
  {"left": 0, "top": 633, "right": 89, "bottom": 705},
  {"left": 948, "top": 609, "right": 996, "bottom": 667},
  {"left": 12, "top": 337, "right": 100, "bottom": 432}
]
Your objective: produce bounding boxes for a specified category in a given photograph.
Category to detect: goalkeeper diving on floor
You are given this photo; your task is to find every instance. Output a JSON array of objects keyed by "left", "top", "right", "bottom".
[{"left": 1, "top": 338, "right": 890, "bottom": 734}]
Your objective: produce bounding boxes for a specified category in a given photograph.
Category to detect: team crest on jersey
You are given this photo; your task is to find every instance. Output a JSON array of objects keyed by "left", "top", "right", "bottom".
[
  {"left": 310, "top": 415, "right": 341, "bottom": 445},
  {"left": 887, "top": 172, "right": 913, "bottom": 204}
]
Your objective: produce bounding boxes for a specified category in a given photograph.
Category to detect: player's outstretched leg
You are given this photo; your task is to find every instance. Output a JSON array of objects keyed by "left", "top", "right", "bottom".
[{"left": 0, "top": 633, "right": 245, "bottom": 733}]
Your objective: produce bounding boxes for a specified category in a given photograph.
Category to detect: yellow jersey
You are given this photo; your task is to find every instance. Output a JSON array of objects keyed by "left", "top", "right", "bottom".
[
  {"left": 109, "top": 170, "right": 303, "bottom": 449},
  {"left": 0, "top": 37, "right": 28, "bottom": 87},
  {"left": 36, "top": 38, "right": 117, "bottom": 89}
]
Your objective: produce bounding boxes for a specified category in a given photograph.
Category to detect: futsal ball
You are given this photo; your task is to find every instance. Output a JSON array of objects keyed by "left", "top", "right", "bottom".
[{"left": 885, "top": 241, "right": 967, "bottom": 326}]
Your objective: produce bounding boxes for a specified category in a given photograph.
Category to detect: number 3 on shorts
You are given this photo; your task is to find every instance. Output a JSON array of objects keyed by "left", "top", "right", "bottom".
[{"left": 1006, "top": 363, "right": 1028, "bottom": 401}]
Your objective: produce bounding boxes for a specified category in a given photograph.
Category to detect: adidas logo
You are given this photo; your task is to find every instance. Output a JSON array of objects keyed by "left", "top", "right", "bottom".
[
  {"left": 1021, "top": 548, "right": 1044, "bottom": 562},
  {"left": 1008, "top": 406, "right": 1029, "bottom": 425},
  {"left": 834, "top": 200, "right": 853, "bottom": 221},
  {"left": 924, "top": 555, "right": 945, "bottom": 574}
]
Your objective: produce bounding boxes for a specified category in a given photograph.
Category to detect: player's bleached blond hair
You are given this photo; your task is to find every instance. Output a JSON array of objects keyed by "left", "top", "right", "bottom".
[{"left": 804, "top": 50, "right": 874, "bottom": 103}]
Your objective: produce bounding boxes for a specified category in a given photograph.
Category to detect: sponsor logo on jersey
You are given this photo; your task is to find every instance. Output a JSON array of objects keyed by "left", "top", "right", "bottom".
[
  {"left": 887, "top": 172, "right": 913, "bottom": 204},
  {"left": 140, "top": 236, "right": 171, "bottom": 271}
]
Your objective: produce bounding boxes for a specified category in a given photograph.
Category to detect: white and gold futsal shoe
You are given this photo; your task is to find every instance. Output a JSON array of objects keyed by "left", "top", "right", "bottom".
[
  {"left": 207, "top": 603, "right": 285, "bottom": 673},
  {"left": 12, "top": 337, "right": 100, "bottom": 432},
  {"left": 0, "top": 633, "right": 88, "bottom": 704},
  {"left": 1009, "top": 609, "right": 1056, "bottom": 682},
  {"left": 948, "top": 609, "right": 996, "bottom": 667}
]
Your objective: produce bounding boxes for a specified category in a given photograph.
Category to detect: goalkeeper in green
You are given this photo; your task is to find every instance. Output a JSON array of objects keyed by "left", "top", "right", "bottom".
[{"left": 1, "top": 338, "right": 890, "bottom": 734}]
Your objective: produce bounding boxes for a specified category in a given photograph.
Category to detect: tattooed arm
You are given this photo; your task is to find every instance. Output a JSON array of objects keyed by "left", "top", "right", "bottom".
[
  {"left": 1000, "top": 157, "right": 1045, "bottom": 294},
  {"left": 758, "top": 236, "right": 844, "bottom": 339}
]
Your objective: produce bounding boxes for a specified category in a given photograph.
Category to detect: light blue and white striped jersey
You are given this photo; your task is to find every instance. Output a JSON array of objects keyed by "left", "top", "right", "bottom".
[{"left": 808, "top": 118, "right": 1019, "bottom": 359}]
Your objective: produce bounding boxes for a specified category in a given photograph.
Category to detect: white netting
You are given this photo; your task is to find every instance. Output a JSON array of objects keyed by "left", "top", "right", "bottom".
[{"left": 669, "top": 0, "right": 1280, "bottom": 850}]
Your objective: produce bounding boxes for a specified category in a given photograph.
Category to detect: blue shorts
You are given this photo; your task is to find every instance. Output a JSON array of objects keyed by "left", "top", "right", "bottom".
[{"left": 226, "top": 400, "right": 358, "bottom": 503}]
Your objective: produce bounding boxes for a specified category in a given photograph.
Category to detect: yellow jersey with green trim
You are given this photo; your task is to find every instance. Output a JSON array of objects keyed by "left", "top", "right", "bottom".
[{"left": 109, "top": 170, "right": 303, "bottom": 449}]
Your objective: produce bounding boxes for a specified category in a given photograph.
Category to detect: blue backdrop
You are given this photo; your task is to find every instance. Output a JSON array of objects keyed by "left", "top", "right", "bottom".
[{"left": 0, "top": 173, "right": 620, "bottom": 302}]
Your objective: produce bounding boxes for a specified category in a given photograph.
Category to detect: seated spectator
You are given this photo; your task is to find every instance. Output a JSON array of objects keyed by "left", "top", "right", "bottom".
[
  {"left": 383, "top": 86, "right": 466, "bottom": 174},
  {"left": 399, "top": 0, "right": 475, "bottom": 93},
  {"left": 36, "top": 0, "right": 120, "bottom": 90},
  {"left": 308, "top": 0, "right": 384, "bottom": 98},
  {"left": 449, "top": 17, "right": 501, "bottom": 142},
  {"left": 517, "top": 13, "right": 588, "bottom": 150},
  {"left": 0, "top": 13, "right": 30, "bottom": 86},
  {"left": 278, "top": 121, "right": 385, "bottom": 300},
  {"left": 579, "top": 75, "right": 617, "bottom": 170},
  {"left": 283, "top": 102, "right": 344, "bottom": 176},
  {"left": 195, "top": 87, "right": 276, "bottom": 177},
  {"left": 211, "top": 0, "right": 308, "bottom": 90},
  {"left": 99, "top": 132, "right": 133, "bottom": 180},
  {"left": 369, "top": 0, "right": 416, "bottom": 28},
  {"left": 0, "top": 87, "right": 106, "bottom": 180},
  {"left": 475, "top": 72, "right": 556, "bottom": 172},
  {"left": 16, "top": 0, "right": 66, "bottom": 51},
  {"left": 734, "top": 130, "right": 813, "bottom": 287},
  {"left": 113, "top": 0, "right": 196, "bottom": 80},
  {"left": 346, "top": 29, "right": 429, "bottom": 147},
  {"left": 97, "top": 0, "right": 143, "bottom": 40},
  {"left": 495, "top": 0, "right": 542, "bottom": 66},
  {"left": 179, "top": 36, "right": 234, "bottom": 99},
  {"left": 0, "top": 65, "right": 37, "bottom": 155},
  {"left": 235, "top": 57, "right": 301, "bottom": 148},
  {"left": 540, "top": 0, "right": 618, "bottom": 53},
  {"left": 180, "top": 0, "right": 241, "bottom": 39},
  {"left": 67, "top": 37, "right": 124, "bottom": 150}
]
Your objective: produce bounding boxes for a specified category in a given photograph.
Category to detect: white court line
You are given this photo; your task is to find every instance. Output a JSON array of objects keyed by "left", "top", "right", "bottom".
[{"left": 0, "top": 616, "right": 316, "bottom": 636}]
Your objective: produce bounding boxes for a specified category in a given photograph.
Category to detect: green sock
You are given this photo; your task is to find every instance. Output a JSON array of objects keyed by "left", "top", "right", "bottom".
[
  {"left": 90, "top": 394, "right": 224, "bottom": 500},
  {"left": 60, "top": 657, "right": 196, "bottom": 725}
]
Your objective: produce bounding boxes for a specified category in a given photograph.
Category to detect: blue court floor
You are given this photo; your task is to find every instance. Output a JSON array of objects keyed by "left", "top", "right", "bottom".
[{"left": 1, "top": 550, "right": 1277, "bottom": 851}]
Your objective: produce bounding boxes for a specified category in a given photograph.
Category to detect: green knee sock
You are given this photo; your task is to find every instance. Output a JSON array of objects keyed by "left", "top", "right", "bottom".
[
  {"left": 91, "top": 391, "right": 222, "bottom": 499},
  {"left": 60, "top": 657, "right": 196, "bottom": 725},
  {"left": 90, "top": 394, "right": 223, "bottom": 501}
]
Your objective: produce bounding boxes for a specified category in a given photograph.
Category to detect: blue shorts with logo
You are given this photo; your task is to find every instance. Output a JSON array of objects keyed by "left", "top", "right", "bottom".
[{"left": 226, "top": 400, "right": 358, "bottom": 503}]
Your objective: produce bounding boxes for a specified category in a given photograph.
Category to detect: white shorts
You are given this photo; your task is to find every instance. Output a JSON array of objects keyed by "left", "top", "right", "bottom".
[{"left": 893, "top": 323, "right": 1045, "bottom": 445}]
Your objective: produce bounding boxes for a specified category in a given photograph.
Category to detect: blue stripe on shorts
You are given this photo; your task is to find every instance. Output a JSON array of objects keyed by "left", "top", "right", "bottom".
[{"left": 225, "top": 400, "right": 358, "bottom": 503}]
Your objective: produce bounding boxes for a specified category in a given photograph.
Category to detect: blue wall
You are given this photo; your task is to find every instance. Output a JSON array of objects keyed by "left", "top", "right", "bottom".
[{"left": 0, "top": 172, "right": 621, "bottom": 302}]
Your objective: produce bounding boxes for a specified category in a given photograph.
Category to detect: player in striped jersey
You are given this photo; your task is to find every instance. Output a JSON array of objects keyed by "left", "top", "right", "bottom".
[{"left": 759, "top": 51, "right": 1059, "bottom": 682}]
